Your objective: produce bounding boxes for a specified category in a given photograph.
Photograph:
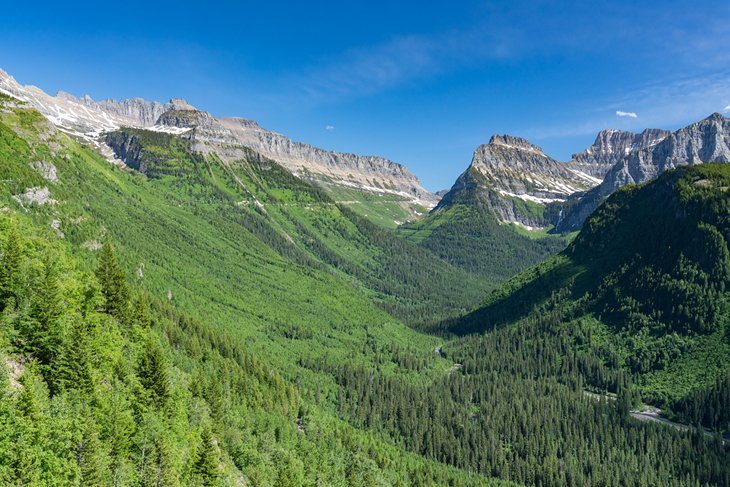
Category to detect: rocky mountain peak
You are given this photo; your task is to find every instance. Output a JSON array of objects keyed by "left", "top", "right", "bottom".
[
  {"left": 487, "top": 134, "right": 546, "bottom": 154},
  {"left": 566, "top": 127, "right": 670, "bottom": 179},
  {"left": 167, "top": 98, "right": 197, "bottom": 111},
  {"left": 554, "top": 112, "right": 730, "bottom": 231}
]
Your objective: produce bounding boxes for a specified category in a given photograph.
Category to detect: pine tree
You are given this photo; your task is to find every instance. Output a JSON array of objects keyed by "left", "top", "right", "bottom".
[
  {"left": 78, "top": 419, "right": 107, "bottom": 486},
  {"left": 55, "top": 319, "right": 93, "bottom": 393},
  {"left": 137, "top": 337, "right": 170, "bottom": 408},
  {"left": 29, "top": 255, "right": 63, "bottom": 365},
  {"left": 95, "top": 243, "right": 130, "bottom": 321},
  {"left": 134, "top": 293, "right": 152, "bottom": 328},
  {"left": 191, "top": 427, "right": 220, "bottom": 487},
  {"left": 0, "top": 222, "right": 22, "bottom": 304}
]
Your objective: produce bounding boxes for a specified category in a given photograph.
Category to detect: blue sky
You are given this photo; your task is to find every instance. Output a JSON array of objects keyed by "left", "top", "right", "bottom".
[{"left": 2, "top": 0, "right": 730, "bottom": 190}]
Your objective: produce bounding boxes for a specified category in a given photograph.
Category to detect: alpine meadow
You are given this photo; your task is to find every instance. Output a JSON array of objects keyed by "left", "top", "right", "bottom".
[{"left": 1, "top": 2, "right": 729, "bottom": 485}]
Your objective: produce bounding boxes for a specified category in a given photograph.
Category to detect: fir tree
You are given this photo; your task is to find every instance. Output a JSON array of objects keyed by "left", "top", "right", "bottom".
[
  {"left": 95, "top": 243, "right": 130, "bottom": 321},
  {"left": 137, "top": 336, "right": 170, "bottom": 408},
  {"left": 0, "top": 222, "right": 22, "bottom": 304},
  {"left": 191, "top": 427, "right": 220, "bottom": 487}
]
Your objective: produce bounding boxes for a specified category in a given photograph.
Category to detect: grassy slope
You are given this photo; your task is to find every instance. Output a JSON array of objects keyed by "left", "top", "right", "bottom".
[{"left": 322, "top": 184, "right": 428, "bottom": 229}]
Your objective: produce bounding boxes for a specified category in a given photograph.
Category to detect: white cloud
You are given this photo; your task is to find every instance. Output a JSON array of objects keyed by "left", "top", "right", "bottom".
[
  {"left": 325, "top": 125, "right": 335, "bottom": 131},
  {"left": 616, "top": 110, "right": 638, "bottom": 118},
  {"left": 724, "top": 105, "right": 730, "bottom": 112}
]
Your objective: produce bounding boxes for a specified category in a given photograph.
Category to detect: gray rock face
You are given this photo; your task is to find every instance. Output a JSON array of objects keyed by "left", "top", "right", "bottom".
[
  {"left": 567, "top": 128, "right": 670, "bottom": 178},
  {"left": 554, "top": 113, "right": 730, "bottom": 231},
  {"left": 0, "top": 67, "right": 436, "bottom": 208},
  {"left": 470, "top": 134, "right": 594, "bottom": 199},
  {"left": 213, "top": 117, "right": 438, "bottom": 207},
  {"left": 436, "top": 134, "right": 595, "bottom": 228}
]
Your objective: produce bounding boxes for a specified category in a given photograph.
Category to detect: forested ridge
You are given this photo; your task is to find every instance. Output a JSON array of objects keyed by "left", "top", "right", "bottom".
[{"left": 0, "top": 93, "right": 728, "bottom": 485}]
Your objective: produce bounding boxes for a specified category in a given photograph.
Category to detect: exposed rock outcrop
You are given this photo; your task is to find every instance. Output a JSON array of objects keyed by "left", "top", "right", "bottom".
[
  {"left": 436, "top": 134, "right": 594, "bottom": 227},
  {"left": 554, "top": 113, "right": 730, "bottom": 231},
  {"left": 566, "top": 128, "right": 670, "bottom": 178}
]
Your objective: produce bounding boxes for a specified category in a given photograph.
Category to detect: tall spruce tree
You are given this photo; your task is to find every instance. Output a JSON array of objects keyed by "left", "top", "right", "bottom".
[
  {"left": 191, "top": 426, "right": 220, "bottom": 487},
  {"left": 0, "top": 222, "right": 22, "bottom": 305},
  {"left": 95, "top": 243, "right": 130, "bottom": 322}
]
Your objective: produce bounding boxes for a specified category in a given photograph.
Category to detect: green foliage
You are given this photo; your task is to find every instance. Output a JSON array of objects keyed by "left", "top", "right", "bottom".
[
  {"left": 400, "top": 197, "right": 568, "bottom": 287},
  {"left": 96, "top": 242, "right": 131, "bottom": 321}
]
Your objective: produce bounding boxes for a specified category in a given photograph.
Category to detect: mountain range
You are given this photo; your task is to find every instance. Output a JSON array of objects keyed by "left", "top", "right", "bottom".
[{"left": 0, "top": 67, "right": 728, "bottom": 486}]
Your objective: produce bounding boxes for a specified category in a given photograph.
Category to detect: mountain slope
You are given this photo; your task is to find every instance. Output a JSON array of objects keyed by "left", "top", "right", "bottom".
[
  {"left": 438, "top": 134, "right": 595, "bottom": 228},
  {"left": 453, "top": 164, "right": 730, "bottom": 408},
  {"left": 555, "top": 113, "right": 730, "bottom": 230},
  {"left": 399, "top": 134, "right": 577, "bottom": 285},
  {"left": 317, "top": 165, "right": 730, "bottom": 486},
  {"left": 0, "top": 67, "right": 437, "bottom": 227},
  {"left": 0, "top": 89, "right": 504, "bottom": 485}
]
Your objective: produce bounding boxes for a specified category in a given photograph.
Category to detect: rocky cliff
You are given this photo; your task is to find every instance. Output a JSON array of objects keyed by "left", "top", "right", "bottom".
[
  {"left": 567, "top": 128, "right": 670, "bottom": 178},
  {"left": 0, "top": 67, "right": 437, "bottom": 208},
  {"left": 436, "top": 134, "right": 595, "bottom": 227},
  {"left": 554, "top": 113, "right": 730, "bottom": 231}
]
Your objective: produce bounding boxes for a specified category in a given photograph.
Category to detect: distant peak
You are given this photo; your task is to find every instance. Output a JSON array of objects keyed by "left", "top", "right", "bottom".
[
  {"left": 705, "top": 112, "right": 728, "bottom": 122},
  {"left": 167, "top": 98, "right": 196, "bottom": 111},
  {"left": 487, "top": 134, "right": 545, "bottom": 153}
]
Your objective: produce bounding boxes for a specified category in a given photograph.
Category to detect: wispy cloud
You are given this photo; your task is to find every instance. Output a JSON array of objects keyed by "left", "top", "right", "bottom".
[
  {"left": 292, "top": 28, "right": 514, "bottom": 103},
  {"left": 616, "top": 110, "right": 638, "bottom": 118},
  {"left": 724, "top": 105, "right": 730, "bottom": 112},
  {"left": 325, "top": 124, "right": 335, "bottom": 131}
]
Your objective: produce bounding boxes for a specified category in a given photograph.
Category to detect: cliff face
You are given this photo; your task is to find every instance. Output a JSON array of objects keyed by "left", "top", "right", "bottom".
[
  {"left": 216, "top": 118, "right": 438, "bottom": 206},
  {"left": 436, "top": 134, "right": 594, "bottom": 227},
  {"left": 567, "top": 128, "right": 670, "bottom": 178},
  {"left": 0, "top": 68, "right": 436, "bottom": 208},
  {"left": 554, "top": 113, "right": 730, "bottom": 231}
]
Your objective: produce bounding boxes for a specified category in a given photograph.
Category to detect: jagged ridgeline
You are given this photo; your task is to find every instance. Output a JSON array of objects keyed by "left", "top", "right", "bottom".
[
  {"left": 0, "top": 94, "right": 501, "bottom": 484},
  {"left": 451, "top": 164, "right": 730, "bottom": 405}
]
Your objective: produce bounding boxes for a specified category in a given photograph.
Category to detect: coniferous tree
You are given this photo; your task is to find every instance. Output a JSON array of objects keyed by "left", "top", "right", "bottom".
[
  {"left": 0, "top": 222, "right": 22, "bottom": 304},
  {"left": 191, "top": 426, "right": 220, "bottom": 487},
  {"left": 27, "top": 256, "right": 63, "bottom": 373},
  {"left": 137, "top": 336, "right": 170, "bottom": 408},
  {"left": 95, "top": 243, "right": 130, "bottom": 321}
]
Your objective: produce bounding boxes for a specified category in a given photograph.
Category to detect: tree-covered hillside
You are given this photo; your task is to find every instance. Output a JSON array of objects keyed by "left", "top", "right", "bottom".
[
  {"left": 400, "top": 166, "right": 569, "bottom": 285},
  {"left": 103, "top": 127, "right": 489, "bottom": 329},
  {"left": 450, "top": 163, "right": 730, "bottom": 412},
  {"left": 0, "top": 215, "right": 505, "bottom": 485}
]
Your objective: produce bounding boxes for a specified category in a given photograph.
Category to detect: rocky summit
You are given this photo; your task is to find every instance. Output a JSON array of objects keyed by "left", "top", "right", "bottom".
[
  {"left": 435, "top": 134, "right": 596, "bottom": 228},
  {"left": 0, "top": 68, "right": 436, "bottom": 211},
  {"left": 554, "top": 113, "right": 730, "bottom": 231},
  {"left": 567, "top": 128, "right": 670, "bottom": 178}
]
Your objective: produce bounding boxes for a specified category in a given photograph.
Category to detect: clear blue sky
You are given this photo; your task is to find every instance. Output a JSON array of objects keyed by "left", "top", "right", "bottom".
[{"left": 2, "top": 0, "right": 729, "bottom": 190}]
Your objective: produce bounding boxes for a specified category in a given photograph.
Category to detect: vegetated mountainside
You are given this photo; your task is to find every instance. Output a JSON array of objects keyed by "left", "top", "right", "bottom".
[
  {"left": 400, "top": 134, "right": 579, "bottom": 283},
  {"left": 566, "top": 128, "right": 670, "bottom": 178},
  {"left": 453, "top": 164, "right": 730, "bottom": 409},
  {"left": 554, "top": 113, "right": 730, "bottom": 231},
  {"left": 319, "top": 165, "right": 729, "bottom": 486},
  {"left": 399, "top": 164, "right": 570, "bottom": 284},
  {"left": 102, "top": 127, "right": 487, "bottom": 328},
  {"left": 0, "top": 216, "right": 503, "bottom": 486},
  {"left": 2, "top": 93, "right": 728, "bottom": 486},
  {"left": 0, "top": 67, "right": 437, "bottom": 228},
  {"left": 0, "top": 95, "right": 503, "bottom": 484}
]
